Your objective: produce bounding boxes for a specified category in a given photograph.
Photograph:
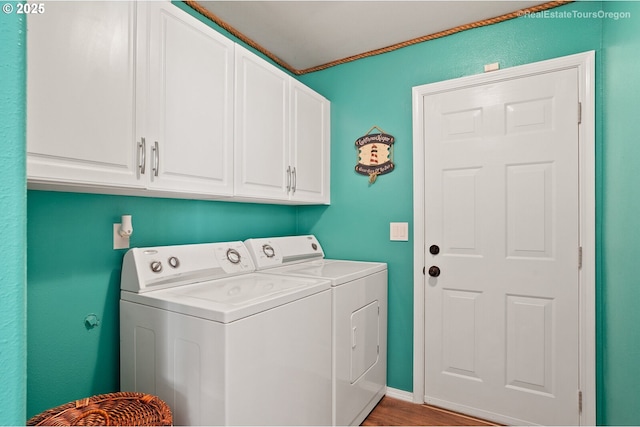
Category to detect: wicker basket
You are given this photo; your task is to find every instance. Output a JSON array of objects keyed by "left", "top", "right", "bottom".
[{"left": 27, "top": 392, "right": 172, "bottom": 426}]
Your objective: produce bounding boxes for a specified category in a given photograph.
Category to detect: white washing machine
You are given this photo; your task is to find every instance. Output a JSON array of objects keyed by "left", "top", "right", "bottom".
[
  {"left": 245, "top": 235, "right": 388, "bottom": 426},
  {"left": 119, "top": 241, "right": 332, "bottom": 426}
]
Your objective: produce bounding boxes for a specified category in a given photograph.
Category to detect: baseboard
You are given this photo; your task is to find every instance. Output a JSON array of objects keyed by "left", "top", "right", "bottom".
[{"left": 385, "top": 387, "right": 414, "bottom": 403}]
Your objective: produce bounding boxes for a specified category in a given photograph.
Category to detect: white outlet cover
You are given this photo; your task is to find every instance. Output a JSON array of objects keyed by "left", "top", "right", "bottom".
[
  {"left": 113, "top": 223, "right": 130, "bottom": 250},
  {"left": 390, "top": 222, "right": 409, "bottom": 241}
]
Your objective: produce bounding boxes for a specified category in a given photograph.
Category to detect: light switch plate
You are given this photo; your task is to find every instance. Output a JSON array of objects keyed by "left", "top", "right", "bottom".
[{"left": 390, "top": 222, "right": 409, "bottom": 241}]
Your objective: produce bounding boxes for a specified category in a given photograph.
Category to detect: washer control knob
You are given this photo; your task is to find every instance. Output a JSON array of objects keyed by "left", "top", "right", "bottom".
[
  {"left": 168, "top": 256, "right": 180, "bottom": 269},
  {"left": 150, "top": 261, "right": 163, "bottom": 273},
  {"left": 262, "top": 244, "right": 275, "bottom": 258},
  {"left": 226, "top": 248, "right": 241, "bottom": 264},
  {"left": 311, "top": 243, "right": 318, "bottom": 251}
]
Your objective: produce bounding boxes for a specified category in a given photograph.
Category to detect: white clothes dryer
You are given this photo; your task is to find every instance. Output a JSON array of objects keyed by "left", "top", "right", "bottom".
[
  {"left": 245, "top": 235, "right": 388, "bottom": 426},
  {"left": 120, "top": 241, "right": 332, "bottom": 426}
]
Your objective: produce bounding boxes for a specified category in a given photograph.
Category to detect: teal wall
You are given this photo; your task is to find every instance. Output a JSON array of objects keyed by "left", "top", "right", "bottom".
[
  {"left": 601, "top": 2, "right": 640, "bottom": 425},
  {"left": 0, "top": 7, "right": 27, "bottom": 426},
  {"left": 24, "top": 3, "right": 302, "bottom": 419},
  {"left": 26, "top": 192, "right": 298, "bottom": 417},
  {"left": 298, "top": 0, "right": 604, "bottom": 398},
  {"left": 7, "top": 1, "right": 640, "bottom": 425}
]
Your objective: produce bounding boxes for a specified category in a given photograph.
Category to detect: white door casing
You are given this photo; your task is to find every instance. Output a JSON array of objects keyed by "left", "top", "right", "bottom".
[{"left": 412, "top": 51, "right": 596, "bottom": 425}]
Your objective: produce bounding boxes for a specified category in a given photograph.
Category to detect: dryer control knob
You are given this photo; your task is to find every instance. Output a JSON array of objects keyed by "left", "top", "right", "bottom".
[
  {"left": 150, "top": 261, "right": 163, "bottom": 273},
  {"left": 262, "top": 244, "right": 275, "bottom": 258}
]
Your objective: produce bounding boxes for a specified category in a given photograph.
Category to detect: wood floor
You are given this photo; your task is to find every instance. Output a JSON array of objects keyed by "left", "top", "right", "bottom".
[{"left": 361, "top": 396, "right": 498, "bottom": 426}]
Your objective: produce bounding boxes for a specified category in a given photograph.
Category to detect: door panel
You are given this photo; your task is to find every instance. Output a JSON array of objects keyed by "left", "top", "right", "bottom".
[
  {"left": 506, "top": 163, "right": 554, "bottom": 258},
  {"left": 442, "top": 168, "right": 481, "bottom": 255},
  {"left": 442, "top": 289, "right": 481, "bottom": 380},
  {"left": 423, "top": 68, "right": 579, "bottom": 425},
  {"left": 505, "top": 295, "right": 554, "bottom": 395}
]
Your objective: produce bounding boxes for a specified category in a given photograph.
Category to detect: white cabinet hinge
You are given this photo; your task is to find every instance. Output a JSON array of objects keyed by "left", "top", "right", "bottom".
[
  {"left": 578, "top": 102, "right": 582, "bottom": 124},
  {"left": 578, "top": 246, "right": 583, "bottom": 269}
]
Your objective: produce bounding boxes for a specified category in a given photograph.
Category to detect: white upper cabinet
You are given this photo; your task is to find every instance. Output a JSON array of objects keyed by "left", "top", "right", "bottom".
[
  {"left": 27, "top": 1, "right": 329, "bottom": 204},
  {"left": 142, "top": 2, "right": 234, "bottom": 197},
  {"left": 290, "top": 80, "right": 330, "bottom": 204},
  {"left": 234, "top": 45, "right": 290, "bottom": 200},
  {"left": 27, "top": 1, "right": 140, "bottom": 189},
  {"left": 234, "top": 45, "right": 330, "bottom": 204}
]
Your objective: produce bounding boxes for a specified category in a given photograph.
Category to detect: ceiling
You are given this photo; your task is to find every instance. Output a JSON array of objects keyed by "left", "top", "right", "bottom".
[{"left": 194, "top": 1, "right": 553, "bottom": 73}]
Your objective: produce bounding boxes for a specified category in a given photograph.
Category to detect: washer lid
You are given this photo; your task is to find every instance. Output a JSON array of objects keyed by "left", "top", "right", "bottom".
[
  {"left": 121, "top": 273, "right": 330, "bottom": 323},
  {"left": 269, "top": 259, "right": 387, "bottom": 286}
]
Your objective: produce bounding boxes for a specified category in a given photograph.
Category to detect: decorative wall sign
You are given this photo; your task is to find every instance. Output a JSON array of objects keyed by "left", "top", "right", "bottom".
[{"left": 355, "top": 126, "right": 395, "bottom": 184}]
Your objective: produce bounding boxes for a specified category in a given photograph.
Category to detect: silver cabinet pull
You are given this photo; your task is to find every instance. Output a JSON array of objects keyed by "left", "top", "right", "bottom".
[
  {"left": 152, "top": 141, "right": 159, "bottom": 177},
  {"left": 292, "top": 166, "right": 297, "bottom": 194},
  {"left": 286, "top": 166, "right": 291, "bottom": 192},
  {"left": 138, "top": 137, "right": 146, "bottom": 175}
]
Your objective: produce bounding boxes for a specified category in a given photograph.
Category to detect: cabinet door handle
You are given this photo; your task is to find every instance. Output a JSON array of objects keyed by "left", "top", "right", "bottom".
[
  {"left": 292, "top": 167, "right": 297, "bottom": 194},
  {"left": 152, "top": 141, "right": 159, "bottom": 177},
  {"left": 286, "top": 166, "right": 291, "bottom": 193},
  {"left": 352, "top": 326, "right": 357, "bottom": 349},
  {"left": 138, "top": 137, "right": 146, "bottom": 175}
]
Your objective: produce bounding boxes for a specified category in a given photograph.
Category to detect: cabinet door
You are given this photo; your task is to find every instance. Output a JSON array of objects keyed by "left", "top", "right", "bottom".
[
  {"left": 234, "top": 45, "right": 290, "bottom": 200},
  {"left": 290, "top": 80, "right": 331, "bottom": 204},
  {"left": 27, "top": 1, "right": 140, "bottom": 189},
  {"left": 144, "top": 2, "right": 234, "bottom": 197}
]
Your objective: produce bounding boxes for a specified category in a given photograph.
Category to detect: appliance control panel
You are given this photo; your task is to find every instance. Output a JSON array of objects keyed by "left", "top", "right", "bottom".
[
  {"left": 121, "top": 241, "right": 255, "bottom": 293},
  {"left": 245, "top": 235, "right": 324, "bottom": 270}
]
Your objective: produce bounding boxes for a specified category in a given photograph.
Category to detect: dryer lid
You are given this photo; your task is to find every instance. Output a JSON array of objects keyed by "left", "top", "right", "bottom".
[{"left": 269, "top": 259, "right": 387, "bottom": 286}]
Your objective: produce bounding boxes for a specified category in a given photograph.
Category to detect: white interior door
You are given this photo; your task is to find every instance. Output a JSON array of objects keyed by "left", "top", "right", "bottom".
[{"left": 422, "top": 68, "right": 580, "bottom": 425}]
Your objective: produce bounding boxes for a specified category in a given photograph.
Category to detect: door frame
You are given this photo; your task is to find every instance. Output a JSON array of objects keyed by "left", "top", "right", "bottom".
[{"left": 411, "top": 51, "right": 596, "bottom": 425}]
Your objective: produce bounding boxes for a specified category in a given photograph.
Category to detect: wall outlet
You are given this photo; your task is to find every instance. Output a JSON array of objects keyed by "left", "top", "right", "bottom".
[
  {"left": 113, "top": 223, "right": 130, "bottom": 250},
  {"left": 484, "top": 62, "right": 500, "bottom": 72}
]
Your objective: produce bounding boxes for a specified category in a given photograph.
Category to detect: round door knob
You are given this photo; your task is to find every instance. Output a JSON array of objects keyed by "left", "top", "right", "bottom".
[
  {"left": 429, "top": 245, "right": 440, "bottom": 255},
  {"left": 428, "top": 266, "right": 440, "bottom": 277}
]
